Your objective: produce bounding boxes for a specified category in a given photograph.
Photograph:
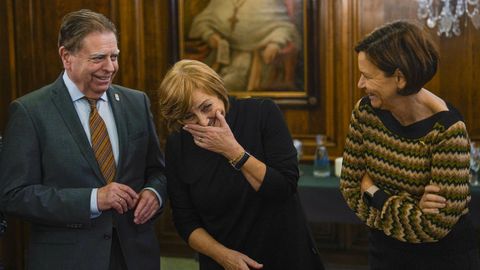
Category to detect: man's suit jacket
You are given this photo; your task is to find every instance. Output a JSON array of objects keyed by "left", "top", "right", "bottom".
[{"left": 0, "top": 74, "right": 167, "bottom": 270}]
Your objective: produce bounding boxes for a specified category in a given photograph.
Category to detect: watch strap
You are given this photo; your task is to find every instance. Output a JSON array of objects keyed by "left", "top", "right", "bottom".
[{"left": 232, "top": 151, "right": 250, "bottom": 170}]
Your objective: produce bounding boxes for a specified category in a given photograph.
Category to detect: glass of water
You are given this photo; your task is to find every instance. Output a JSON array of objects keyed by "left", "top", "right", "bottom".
[{"left": 293, "top": 139, "right": 303, "bottom": 176}]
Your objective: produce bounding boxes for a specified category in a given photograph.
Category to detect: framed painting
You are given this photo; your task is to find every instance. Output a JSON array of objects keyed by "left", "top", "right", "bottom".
[{"left": 170, "top": 0, "right": 319, "bottom": 105}]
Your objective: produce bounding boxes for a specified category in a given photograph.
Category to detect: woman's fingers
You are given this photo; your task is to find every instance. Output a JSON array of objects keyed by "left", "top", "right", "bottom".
[
  {"left": 424, "top": 184, "right": 441, "bottom": 193},
  {"left": 243, "top": 256, "right": 263, "bottom": 269},
  {"left": 424, "top": 193, "right": 446, "bottom": 203},
  {"left": 422, "top": 200, "right": 446, "bottom": 209},
  {"left": 216, "top": 110, "right": 228, "bottom": 127},
  {"left": 422, "top": 208, "right": 440, "bottom": 214},
  {"left": 420, "top": 184, "right": 447, "bottom": 213}
]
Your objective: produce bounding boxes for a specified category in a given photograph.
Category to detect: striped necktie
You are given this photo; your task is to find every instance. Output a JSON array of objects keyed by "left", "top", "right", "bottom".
[{"left": 86, "top": 98, "right": 116, "bottom": 183}]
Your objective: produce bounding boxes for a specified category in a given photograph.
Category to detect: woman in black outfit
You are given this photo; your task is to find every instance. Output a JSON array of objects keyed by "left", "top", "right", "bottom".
[{"left": 159, "top": 59, "right": 324, "bottom": 270}]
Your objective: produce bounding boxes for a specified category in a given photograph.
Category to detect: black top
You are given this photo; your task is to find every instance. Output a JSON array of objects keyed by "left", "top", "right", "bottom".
[
  {"left": 166, "top": 98, "right": 324, "bottom": 270},
  {"left": 372, "top": 98, "right": 464, "bottom": 139}
]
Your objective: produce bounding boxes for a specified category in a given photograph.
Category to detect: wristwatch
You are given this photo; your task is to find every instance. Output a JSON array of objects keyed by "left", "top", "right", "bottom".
[
  {"left": 231, "top": 151, "right": 250, "bottom": 170},
  {"left": 362, "top": 185, "right": 379, "bottom": 207}
]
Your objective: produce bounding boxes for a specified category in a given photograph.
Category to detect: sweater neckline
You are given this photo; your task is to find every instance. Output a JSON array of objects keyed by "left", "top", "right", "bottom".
[{"left": 370, "top": 100, "right": 454, "bottom": 139}]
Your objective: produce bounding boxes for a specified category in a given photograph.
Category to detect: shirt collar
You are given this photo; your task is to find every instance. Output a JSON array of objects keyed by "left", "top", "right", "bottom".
[{"left": 62, "top": 71, "right": 108, "bottom": 102}]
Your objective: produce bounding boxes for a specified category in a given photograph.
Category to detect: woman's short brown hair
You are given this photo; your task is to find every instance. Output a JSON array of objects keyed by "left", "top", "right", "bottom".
[
  {"left": 58, "top": 9, "right": 117, "bottom": 53},
  {"left": 159, "top": 59, "right": 230, "bottom": 132},
  {"left": 355, "top": 20, "right": 439, "bottom": 95}
]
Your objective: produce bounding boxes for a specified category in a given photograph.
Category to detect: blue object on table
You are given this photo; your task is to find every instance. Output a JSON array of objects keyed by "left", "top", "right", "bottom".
[{"left": 312, "top": 135, "right": 330, "bottom": 177}]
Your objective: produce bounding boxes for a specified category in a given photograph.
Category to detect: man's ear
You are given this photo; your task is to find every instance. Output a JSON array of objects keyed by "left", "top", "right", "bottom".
[
  {"left": 395, "top": 68, "right": 407, "bottom": 90},
  {"left": 58, "top": 46, "right": 71, "bottom": 69}
]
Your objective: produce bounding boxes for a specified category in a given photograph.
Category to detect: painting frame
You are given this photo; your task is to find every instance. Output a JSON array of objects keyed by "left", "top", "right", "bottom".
[{"left": 170, "top": 0, "right": 319, "bottom": 106}]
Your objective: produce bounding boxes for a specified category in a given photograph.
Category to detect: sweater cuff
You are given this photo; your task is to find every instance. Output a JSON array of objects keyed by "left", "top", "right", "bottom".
[{"left": 371, "top": 189, "right": 389, "bottom": 210}]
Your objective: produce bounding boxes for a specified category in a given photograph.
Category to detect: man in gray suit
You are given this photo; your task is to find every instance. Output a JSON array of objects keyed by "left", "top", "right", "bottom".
[{"left": 0, "top": 9, "right": 167, "bottom": 270}]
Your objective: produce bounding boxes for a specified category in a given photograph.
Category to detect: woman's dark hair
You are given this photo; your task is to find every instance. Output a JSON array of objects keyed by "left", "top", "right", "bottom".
[{"left": 355, "top": 20, "right": 439, "bottom": 95}]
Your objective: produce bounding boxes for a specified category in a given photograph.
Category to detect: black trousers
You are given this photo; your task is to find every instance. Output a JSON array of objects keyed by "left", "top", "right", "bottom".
[
  {"left": 370, "top": 246, "right": 479, "bottom": 270},
  {"left": 369, "top": 216, "right": 480, "bottom": 270},
  {"left": 109, "top": 229, "right": 128, "bottom": 270}
]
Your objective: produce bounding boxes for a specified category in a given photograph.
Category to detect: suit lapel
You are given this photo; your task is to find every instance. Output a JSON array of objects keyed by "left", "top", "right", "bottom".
[
  {"left": 50, "top": 75, "right": 105, "bottom": 184},
  {"left": 107, "top": 87, "right": 127, "bottom": 179}
]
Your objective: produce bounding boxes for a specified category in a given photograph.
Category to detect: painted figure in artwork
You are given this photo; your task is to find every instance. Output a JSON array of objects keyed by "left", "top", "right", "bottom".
[{"left": 186, "top": 0, "right": 302, "bottom": 91}]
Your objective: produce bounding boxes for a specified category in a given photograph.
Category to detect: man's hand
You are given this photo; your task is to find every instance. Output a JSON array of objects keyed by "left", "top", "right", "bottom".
[
  {"left": 97, "top": 183, "right": 139, "bottom": 214},
  {"left": 133, "top": 190, "right": 160, "bottom": 224}
]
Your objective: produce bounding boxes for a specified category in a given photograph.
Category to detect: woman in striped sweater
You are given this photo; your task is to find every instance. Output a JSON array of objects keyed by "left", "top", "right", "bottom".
[{"left": 340, "top": 20, "right": 479, "bottom": 270}]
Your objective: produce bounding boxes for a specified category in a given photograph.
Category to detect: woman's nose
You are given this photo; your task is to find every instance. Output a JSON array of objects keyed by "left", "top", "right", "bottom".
[
  {"left": 197, "top": 114, "right": 210, "bottom": 126},
  {"left": 357, "top": 75, "right": 365, "bottom": 88}
]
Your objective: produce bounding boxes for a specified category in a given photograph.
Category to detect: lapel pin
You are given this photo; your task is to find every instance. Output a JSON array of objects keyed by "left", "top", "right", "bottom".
[{"left": 114, "top": 93, "right": 120, "bottom": 101}]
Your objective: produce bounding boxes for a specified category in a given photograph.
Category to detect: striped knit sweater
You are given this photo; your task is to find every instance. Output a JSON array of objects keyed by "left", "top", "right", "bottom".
[{"left": 340, "top": 97, "right": 471, "bottom": 244}]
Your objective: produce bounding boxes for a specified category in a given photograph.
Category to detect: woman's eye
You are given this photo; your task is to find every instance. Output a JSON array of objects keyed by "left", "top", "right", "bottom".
[
  {"left": 201, "top": 104, "right": 212, "bottom": 112},
  {"left": 362, "top": 74, "right": 371, "bottom": 80},
  {"left": 183, "top": 114, "right": 194, "bottom": 120}
]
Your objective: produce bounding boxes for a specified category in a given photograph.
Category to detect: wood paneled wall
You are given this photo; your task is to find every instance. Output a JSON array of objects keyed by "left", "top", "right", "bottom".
[{"left": 1, "top": 0, "right": 479, "bottom": 268}]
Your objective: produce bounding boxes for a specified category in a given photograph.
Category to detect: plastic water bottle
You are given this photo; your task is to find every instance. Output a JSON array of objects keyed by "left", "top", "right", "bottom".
[{"left": 313, "top": 134, "right": 330, "bottom": 177}]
